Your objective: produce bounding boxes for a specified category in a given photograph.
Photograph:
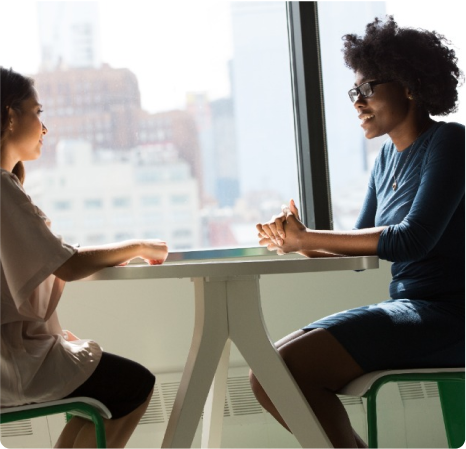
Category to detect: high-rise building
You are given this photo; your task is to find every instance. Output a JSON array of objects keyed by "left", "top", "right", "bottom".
[
  {"left": 186, "top": 92, "right": 216, "bottom": 203},
  {"left": 33, "top": 65, "right": 142, "bottom": 164},
  {"left": 210, "top": 97, "right": 239, "bottom": 208},
  {"left": 230, "top": 2, "right": 298, "bottom": 201},
  {"left": 37, "top": 2, "right": 102, "bottom": 71},
  {"left": 138, "top": 109, "right": 203, "bottom": 200},
  {"left": 33, "top": 64, "right": 204, "bottom": 203},
  {"left": 186, "top": 92, "right": 239, "bottom": 207}
]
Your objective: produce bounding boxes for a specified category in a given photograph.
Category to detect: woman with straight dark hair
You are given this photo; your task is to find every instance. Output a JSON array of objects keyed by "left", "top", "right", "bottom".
[{"left": 1, "top": 66, "right": 168, "bottom": 448}]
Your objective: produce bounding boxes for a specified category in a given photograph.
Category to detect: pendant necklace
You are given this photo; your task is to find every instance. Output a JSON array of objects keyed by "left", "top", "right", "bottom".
[
  {"left": 391, "top": 142, "right": 415, "bottom": 191},
  {"left": 391, "top": 126, "right": 428, "bottom": 191}
]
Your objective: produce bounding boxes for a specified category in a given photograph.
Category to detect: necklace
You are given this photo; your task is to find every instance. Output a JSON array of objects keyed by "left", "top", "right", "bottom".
[
  {"left": 391, "top": 142, "right": 416, "bottom": 191},
  {"left": 391, "top": 125, "right": 429, "bottom": 191}
]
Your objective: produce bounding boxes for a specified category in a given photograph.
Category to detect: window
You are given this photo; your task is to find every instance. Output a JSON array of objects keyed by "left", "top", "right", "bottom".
[
  {"left": 171, "top": 195, "right": 189, "bottom": 205},
  {"left": 2, "top": 1, "right": 299, "bottom": 254},
  {"left": 54, "top": 200, "right": 72, "bottom": 211},
  {"left": 173, "top": 229, "right": 193, "bottom": 239},
  {"left": 141, "top": 196, "right": 161, "bottom": 207},
  {"left": 112, "top": 197, "right": 131, "bottom": 208},
  {"left": 2, "top": 2, "right": 462, "bottom": 256},
  {"left": 84, "top": 199, "right": 103, "bottom": 209}
]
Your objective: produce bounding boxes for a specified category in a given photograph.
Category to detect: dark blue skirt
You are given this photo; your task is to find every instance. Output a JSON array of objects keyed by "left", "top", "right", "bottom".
[{"left": 302, "top": 298, "right": 465, "bottom": 372}]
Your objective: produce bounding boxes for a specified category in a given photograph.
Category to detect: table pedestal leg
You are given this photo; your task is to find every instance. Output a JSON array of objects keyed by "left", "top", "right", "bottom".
[
  {"left": 201, "top": 339, "right": 231, "bottom": 448},
  {"left": 163, "top": 275, "right": 332, "bottom": 448},
  {"left": 227, "top": 276, "right": 332, "bottom": 448},
  {"left": 162, "top": 278, "right": 229, "bottom": 448}
]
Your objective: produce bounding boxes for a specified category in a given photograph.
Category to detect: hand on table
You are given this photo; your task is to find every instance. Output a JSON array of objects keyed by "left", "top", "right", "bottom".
[
  {"left": 256, "top": 199, "right": 307, "bottom": 254},
  {"left": 140, "top": 239, "right": 169, "bottom": 265},
  {"left": 117, "top": 239, "right": 169, "bottom": 266}
]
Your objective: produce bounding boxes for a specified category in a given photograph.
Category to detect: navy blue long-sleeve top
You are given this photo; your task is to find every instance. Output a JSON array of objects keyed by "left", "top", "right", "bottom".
[{"left": 354, "top": 122, "right": 465, "bottom": 301}]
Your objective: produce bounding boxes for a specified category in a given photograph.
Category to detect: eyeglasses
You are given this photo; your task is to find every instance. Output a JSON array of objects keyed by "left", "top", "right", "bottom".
[{"left": 348, "top": 80, "right": 394, "bottom": 103}]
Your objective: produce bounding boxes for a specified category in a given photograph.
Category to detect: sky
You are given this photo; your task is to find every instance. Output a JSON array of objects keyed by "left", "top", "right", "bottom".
[
  {"left": 0, "top": 0, "right": 463, "bottom": 122},
  {"left": 0, "top": 0, "right": 234, "bottom": 113}
]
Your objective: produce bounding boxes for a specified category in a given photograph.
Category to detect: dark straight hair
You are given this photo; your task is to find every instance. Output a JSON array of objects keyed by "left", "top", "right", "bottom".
[{"left": 1, "top": 67, "right": 36, "bottom": 184}]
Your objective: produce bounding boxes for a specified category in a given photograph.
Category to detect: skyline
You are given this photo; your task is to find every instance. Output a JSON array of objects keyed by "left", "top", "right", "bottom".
[
  {"left": 1, "top": 1, "right": 463, "bottom": 123},
  {"left": 1, "top": 0, "right": 233, "bottom": 114},
  {"left": 1, "top": 0, "right": 464, "bottom": 239},
  {"left": 0, "top": 1, "right": 466, "bottom": 122}
]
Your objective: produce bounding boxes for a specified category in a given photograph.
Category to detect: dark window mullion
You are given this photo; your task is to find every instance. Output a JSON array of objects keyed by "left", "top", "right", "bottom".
[{"left": 287, "top": 1, "right": 333, "bottom": 230}]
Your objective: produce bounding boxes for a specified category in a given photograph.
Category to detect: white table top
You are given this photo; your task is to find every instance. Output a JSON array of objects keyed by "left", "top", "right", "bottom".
[{"left": 84, "top": 255, "right": 379, "bottom": 281}]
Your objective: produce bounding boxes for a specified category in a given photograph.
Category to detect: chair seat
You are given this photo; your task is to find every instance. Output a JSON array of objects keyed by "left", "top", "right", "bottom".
[
  {"left": 0, "top": 396, "right": 112, "bottom": 420},
  {"left": 339, "top": 367, "right": 465, "bottom": 397}
]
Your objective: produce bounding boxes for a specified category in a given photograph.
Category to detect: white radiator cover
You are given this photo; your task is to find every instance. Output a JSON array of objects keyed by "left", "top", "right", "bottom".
[{"left": 1, "top": 365, "right": 448, "bottom": 448}]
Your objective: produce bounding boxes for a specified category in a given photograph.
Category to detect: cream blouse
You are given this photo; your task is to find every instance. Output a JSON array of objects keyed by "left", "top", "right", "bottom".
[{"left": 1, "top": 169, "right": 102, "bottom": 407}]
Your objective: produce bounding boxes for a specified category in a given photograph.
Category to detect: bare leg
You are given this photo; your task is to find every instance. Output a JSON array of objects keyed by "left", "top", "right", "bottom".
[
  {"left": 55, "top": 388, "right": 153, "bottom": 448},
  {"left": 250, "top": 329, "right": 367, "bottom": 448}
]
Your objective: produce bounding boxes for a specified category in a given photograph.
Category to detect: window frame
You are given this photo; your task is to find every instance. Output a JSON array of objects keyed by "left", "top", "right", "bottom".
[{"left": 287, "top": 1, "right": 332, "bottom": 231}]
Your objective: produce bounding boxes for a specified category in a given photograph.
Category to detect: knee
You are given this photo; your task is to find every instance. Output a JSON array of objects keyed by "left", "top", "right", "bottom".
[
  {"left": 249, "top": 369, "right": 265, "bottom": 401},
  {"left": 144, "top": 387, "right": 154, "bottom": 406},
  {"left": 277, "top": 341, "right": 302, "bottom": 377},
  {"left": 144, "top": 372, "right": 156, "bottom": 401}
]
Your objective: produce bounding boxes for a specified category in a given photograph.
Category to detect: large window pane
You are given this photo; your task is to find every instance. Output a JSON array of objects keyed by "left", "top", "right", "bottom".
[{"left": 1, "top": 1, "right": 299, "bottom": 252}]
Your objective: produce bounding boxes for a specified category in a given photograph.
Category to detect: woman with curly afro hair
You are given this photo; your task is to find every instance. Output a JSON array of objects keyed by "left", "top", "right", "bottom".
[{"left": 251, "top": 16, "right": 464, "bottom": 447}]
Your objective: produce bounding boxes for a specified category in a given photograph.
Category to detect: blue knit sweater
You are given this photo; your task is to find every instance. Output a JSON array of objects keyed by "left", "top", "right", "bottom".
[{"left": 355, "top": 122, "right": 465, "bottom": 300}]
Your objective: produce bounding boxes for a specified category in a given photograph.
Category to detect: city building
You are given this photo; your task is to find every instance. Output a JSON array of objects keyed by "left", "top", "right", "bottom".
[
  {"left": 25, "top": 140, "right": 201, "bottom": 250},
  {"left": 210, "top": 96, "right": 239, "bottom": 208},
  {"left": 34, "top": 65, "right": 141, "bottom": 162},
  {"left": 138, "top": 108, "right": 203, "bottom": 201}
]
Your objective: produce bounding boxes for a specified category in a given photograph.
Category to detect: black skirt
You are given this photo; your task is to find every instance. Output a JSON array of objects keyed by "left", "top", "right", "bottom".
[{"left": 64, "top": 352, "right": 155, "bottom": 419}]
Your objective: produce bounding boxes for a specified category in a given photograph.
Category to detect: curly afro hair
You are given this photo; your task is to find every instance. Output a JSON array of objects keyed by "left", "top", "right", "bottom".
[{"left": 342, "top": 16, "right": 463, "bottom": 116}]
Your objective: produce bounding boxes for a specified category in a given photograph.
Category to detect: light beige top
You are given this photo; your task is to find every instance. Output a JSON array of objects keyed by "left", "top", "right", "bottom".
[{"left": 1, "top": 169, "right": 102, "bottom": 407}]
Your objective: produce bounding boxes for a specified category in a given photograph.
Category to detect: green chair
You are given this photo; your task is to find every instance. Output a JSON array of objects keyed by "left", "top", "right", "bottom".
[
  {"left": 0, "top": 396, "right": 111, "bottom": 448},
  {"left": 338, "top": 367, "right": 465, "bottom": 448}
]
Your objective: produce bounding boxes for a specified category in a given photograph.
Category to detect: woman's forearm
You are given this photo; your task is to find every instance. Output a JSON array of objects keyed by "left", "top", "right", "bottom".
[
  {"left": 297, "top": 249, "right": 343, "bottom": 258},
  {"left": 298, "top": 227, "right": 386, "bottom": 257},
  {"left": 54, "top": 239, "right": 167, "bottom": 281}
]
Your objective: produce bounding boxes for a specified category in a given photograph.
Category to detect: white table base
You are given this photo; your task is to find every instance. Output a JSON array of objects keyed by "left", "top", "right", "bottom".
[
  {"left": 85, "top": 255, "right": 378, "bottom": 448},
  {"left": 161, "top": 275, "right": 331, "bottom": 448}
]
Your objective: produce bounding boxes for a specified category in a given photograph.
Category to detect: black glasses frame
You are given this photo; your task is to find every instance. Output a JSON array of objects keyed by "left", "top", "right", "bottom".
[{"left": 348, "top": 80, "right": 394, "bottom": 103}]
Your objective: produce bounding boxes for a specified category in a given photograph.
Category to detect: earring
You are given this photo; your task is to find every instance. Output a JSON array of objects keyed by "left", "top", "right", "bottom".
[{"left": 408, "top": 94, "right": 414, "bottom": 100}]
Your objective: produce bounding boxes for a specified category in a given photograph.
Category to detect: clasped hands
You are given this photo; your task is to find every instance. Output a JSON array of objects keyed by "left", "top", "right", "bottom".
[{"left": 256, "top": 199, "right": 307, "bottom": 255}]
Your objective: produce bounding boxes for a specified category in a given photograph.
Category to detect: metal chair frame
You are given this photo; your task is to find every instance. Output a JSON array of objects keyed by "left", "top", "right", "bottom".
[
  {"left": 0, "top": 397, "right": 111, "bottom": 448},
  {"left": 339, "top": 368, "right": 465, "bottom": 448}
]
